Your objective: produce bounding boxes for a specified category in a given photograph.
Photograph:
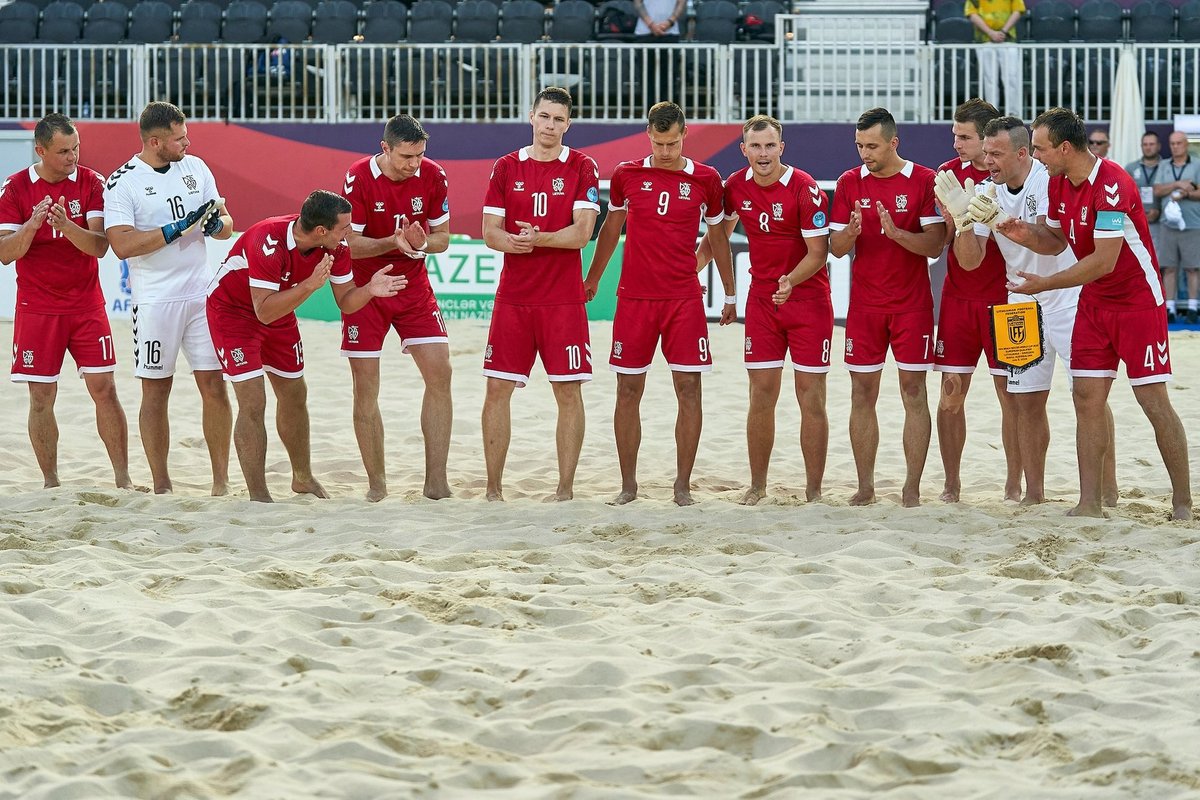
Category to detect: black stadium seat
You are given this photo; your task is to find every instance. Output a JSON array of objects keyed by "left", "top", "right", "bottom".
[
  {"left": 935, "top": 15, "right": 974, "bottom": 43},
  {"left": 268, "top": 0, "right": 314, "bottom": 41},
  {"left": 408, "top": 0, "right": 452, "bottom": 41},
  {"left": 1180, "top": 0, "right": 1200, "bottom": 41},
  {"left": 38, "top": 1, "right": 86, "bottom": 42},
  {"left": 0, "top": 1, "right": 41, "bottom": 42},
  {"left": 311, "top": 0, "right": 357, "bottom": 42},
  {"left": 740, "top": 0, "right": 783, "bottom": 42},
  {"left": 1076, "top": 0, "right": 1123, "bottom": 41},
  {"left": 1129, "top": 0, "right": 1175, "bottom": 41},
  {"left": 178, "top": 0, "right": 223, "bottom": 42},
  {"left": 361, "top": 0, "right": 406, "bottom": 40},
  {"left": 222, "top": 0, "right": 269, "bottom": 42},
  {"left": 693, "top": 0, "right": 738, "bottom": 43},
  {"left": 82, "top": 2, "right": 129, "bottom": 43},
  {"left": 126, "top": 1, "right": 174, "bottom": 41},
  {"left": 499, "top": 0, "right": 544, "bottom": 42},
  {"left": 549, "top": 0, "right": 592, "bottom": 41},
  {"left": 455, "top": 0, "right": 499, "bottom": 41}
]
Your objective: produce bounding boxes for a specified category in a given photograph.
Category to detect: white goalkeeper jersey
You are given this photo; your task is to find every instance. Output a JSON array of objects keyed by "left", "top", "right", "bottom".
[
  {"left": 104, "top": 154, "right": 222, "bottom": 303},
  {"left": 975, "top": 160, "right": 1080, "bottom": 314}
]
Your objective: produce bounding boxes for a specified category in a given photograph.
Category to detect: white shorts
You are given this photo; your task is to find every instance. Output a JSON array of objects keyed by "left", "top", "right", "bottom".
[
  {"left": 131, "top": 297, "right": 221, "bottom": 379},
  {"left": 1005, "top": 298, "right": 1075, "bottom": 394}
]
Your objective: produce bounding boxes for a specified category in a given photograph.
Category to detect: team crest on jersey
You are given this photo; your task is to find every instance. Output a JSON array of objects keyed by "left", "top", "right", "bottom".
[
  {"left": 936, "top": 339, "right": 945, "bottom": 356},
  {"left": 1081, "top": 206, "right": 1089, "bottom": 225},
  {"left": 895, "top": 194, "right": 908, "bottom": 211},
  {"left": 183, "top": 176, "right": 198, "bottom": 191},
  {"left": 412, "top": 197, "right": 424, "bottom": 214},
  {"left": 845, "top": 339, "right": 853, "bottom": 355},
  {"left": 1058, "top": 202, "right": 1066, "bottom": 213},
  {"left": 772, "top": 203, "right": 783, "bottom": 220},
  {"left": 552, "top": 177, "right": 565, "bottom": 195},
  {"left": 744, "top": 337, "right": 752, "bottom": 353},
  {"left": 68, "top": 199, "right": 81, "bottom": 216},
  {"left": 679, "top": 183, "right": 692, "bottom": 200},
  {"left": 641, "top": 181, "right": 653, "bottom": 191},
  {"left": 514, "top": 181, "right": 525, "bottom": 192},
  {"left": 1027, "top": 195, "right": 1037, "bottom": 217},
  {"left": 231, "top": 348, "right": 246, "bottom": 366},
  {"left": 484, "top": 344, "right": 493, "bottom": 361},
  {"left": 613, "top": 341, "right": 623, "bottom": 358},
  {"left": 22, "top": 349, "right": 33, "bottom": 366},
  {"left": 347, "top": 325, "right": 360, "bottom": 342},
  {"left": 374, "top": 201, "right": 385, "bottom": 212}
]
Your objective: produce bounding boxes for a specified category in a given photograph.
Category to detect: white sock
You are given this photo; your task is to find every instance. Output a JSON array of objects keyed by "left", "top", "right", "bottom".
[
  {"left": 1189, "top": 299, "right": 1198, "bottom": 311},
  {"left": 1167, "top": 300, "right": 1177, "bottom": 312}
]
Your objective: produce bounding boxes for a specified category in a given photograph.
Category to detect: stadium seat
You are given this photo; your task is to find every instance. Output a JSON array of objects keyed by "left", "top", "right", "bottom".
[
  {"left": 0, "top": 2, "right": 41, "bottom": 43},
  {"left": 311, "top": 0, "right": 357, "bottom": 41},
  {"left": 126, "top": 1, "right": 175, "bottom": 41},
  {"left": 408, "top": 0, "right": 452, "bottom": 41},
  {"left": 362, "top": 0, "right": 406, "bottom": 39},
  {"left": 499, "top": 0, "right": 544, "bottom": 42},
  {"left": 1028, "top": 14, "right": 1075, "bottom": 41},
  {"left": 935, "top": 15, "right": 975, "bottom": 42},
  {"left": 594, "top": 0, "right": 636, "bottom": 42},
  {"left": 178, "top": 0, "right": 223, "bottom": 41},
  {"left": 548, "top": 0, "right": 593, "bottom": 42},
  {"left": 1076, "top": 0, "right": 1123, "bottom": 41},
  {"left": 1180, "top": 0, "right": 1200, "bottom": 41},
  {"left": 268, "top": 0, "right": 314, "bottom": 40},
  {"left": 739, "top": 0, "right": 783, "bottom": 42},
  {"left": 932, "top": 0, "right": 965, "bottom": 22},
  {"left": 82, "top": 2, "right": 129, "bottom": 43},
  {"left": 454, "top": 0, "right": 499, "bottom": 41},
  {"left": 693, "top": 0, "right": 738, "bottom": 43},
  {"left": 38, "top": 1, "right": 86, "bottom": 43},
  {"left": 222, "top": 0, "right": 270, "bottom": 42},
  {"left": 1129, "top": 0, "right": 1174, "bottom": 41}
]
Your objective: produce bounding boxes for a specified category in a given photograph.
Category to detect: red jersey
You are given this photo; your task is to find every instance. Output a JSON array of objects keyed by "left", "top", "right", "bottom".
[
  {"left": 830, "top": 161, "right": 942, "bottom": 313},
  {"left": 342, "top": 155, "right": 449, "bottom": 297},
  {"left": 483, "top": 145, "right": 600, "bottom": 305},
  {"left": 208, "top": 215, "right": 354, "bottom": 327},
  {"left": 722, "top": 164, "right": 830, "bottom": 300},
  {"left": 937, "top": 158, "right": 1008, "bottom": 303},
  {"left": 1046, "top": 157, "right": 1163, "bottom": 310},
  {"left": 0, "top": 164, "right": 105, "bottom": 314},
  {"left": 609, "top": 156, "right": 725, "bottom": 300}
]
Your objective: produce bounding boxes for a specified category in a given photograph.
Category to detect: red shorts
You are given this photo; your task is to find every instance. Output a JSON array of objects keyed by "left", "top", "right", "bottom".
[
  {"left": 483, "top": 302, "right": 592, "bottom": 387},
  {"left": 844, "top": 307, "right": 935, "bottom": 372},
  {"left": 340, "top": 286, "right": 448, "bottom": 356},
  {"left": 1070, "top": 301, "right": 1171, "bottom": 385},
  {"left": 206, "top": 301, "right": 304, "bottom": 382},
  {"left": 11, "top": 306, "right": 116, "bottom": 383},
  {"left": 934, "top": 294, "right": 1005, "bottom": 375},
  {"left": 610, "top": 296, "right": 712, "bottom": 373},
  {"left": 744, "top": 292, "right": 834, "bottom": 372}
]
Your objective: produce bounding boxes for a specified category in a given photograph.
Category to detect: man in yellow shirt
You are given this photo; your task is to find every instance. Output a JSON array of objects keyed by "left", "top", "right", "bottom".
[{"left": 965, "top": 0, "right": 1025, "bottom": 116}]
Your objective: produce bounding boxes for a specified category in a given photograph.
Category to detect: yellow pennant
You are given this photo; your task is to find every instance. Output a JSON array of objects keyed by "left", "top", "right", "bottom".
[{"left": 990, "top": 300, "right": 1045, "bottom": 370}]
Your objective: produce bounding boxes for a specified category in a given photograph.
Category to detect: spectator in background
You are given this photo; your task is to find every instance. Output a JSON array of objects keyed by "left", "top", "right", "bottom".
[
  {"left": 1126, "top": 131, "right": 1163, "bottom": 252},
  {"left": 1155, "top": 130, "right": 1200, "bottom": 324},
  {"left": 965, "top": 0, "right": 1025, "bottom": 117},
  {"left": 634, "top": 0, "right": 686, "bottom": 42},
  {"left": 1087, "top": 128, "right": 1110, "bottom": 159}
]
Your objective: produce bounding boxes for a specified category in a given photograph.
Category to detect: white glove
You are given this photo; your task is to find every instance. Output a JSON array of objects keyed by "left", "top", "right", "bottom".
[
  {"left": 967, "top": 183, "right": 1011, "bottom": 230},
  {"left": 934, "top": 170, "right": 976, "bottom": 233}
]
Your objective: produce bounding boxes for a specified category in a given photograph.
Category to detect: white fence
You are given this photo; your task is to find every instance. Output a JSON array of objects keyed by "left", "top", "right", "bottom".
[{"left": 1, "top": 41, "right": 1197, "bottom": 124}]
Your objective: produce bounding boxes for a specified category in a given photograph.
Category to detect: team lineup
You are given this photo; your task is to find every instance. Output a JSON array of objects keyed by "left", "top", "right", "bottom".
[{"left": 0, "top": 91, "right": 1191, "bottom": 519}]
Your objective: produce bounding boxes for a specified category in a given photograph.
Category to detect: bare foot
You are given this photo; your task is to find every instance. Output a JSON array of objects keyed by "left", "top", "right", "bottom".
[
  {"left": 674, "top": 490, "right": 695, "bottom": 506},
  {"left": 1005, "top": 484, "right": 1023, "bottom": 502},
  {"left": 366, "top": 485, "right": 388, "bottom": 503},
  {"left": 210, "top": 480, "right": 229, "bottom": 497},
  {"left": 154, "top": 480, "right": 172, "bottom": 495},
  {"left": 423, "top": 482, "right": 451, "bottom": 500},
  {"left": 939, "top": 486, "right": 960, "bottom": 503},
  {"left": 849, "top": 488, "right": 875, "bottom": 506},
  {"left": 544, "top": 489, "right": 573, "bottom": 502},
  {"left": 1020, "top": 493, "right": 1046, "bottom": 506},
  {"left": 249, "top": 490, "right": 274, "bottom": 503},
  {"left": 43, "top": 476, "right": 61, "bottom": 489},
  {"left": 486, "top": 489, "right": 504, "bottom": 502},
  {"left": 1102, "top": 492, "right": 1118, "bottom": 508},
  {"left": 292, "top": 477, "right": 329, "bottom": 499},
  {"left": 740, "top": 487, "right": 767, "bottom": 506},
  {"left": 1067, "top": 503, "right": 1106, "bottom": 518},
  {"left": 901, "top": 488, "right": 921, "bottom": 508},
  {"left": 609, "top": 488, "right": 638, "bottom": 505},
  {"left": 1171, "top": 503, "right": 1193, "bottom": 521},
  {"left": 806, "top": 487, "right": 823, "bottom": 502}
]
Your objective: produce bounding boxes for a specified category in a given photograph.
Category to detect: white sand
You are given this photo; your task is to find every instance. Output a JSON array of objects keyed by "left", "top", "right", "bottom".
[{"left": 1, "top": 317, "right": 1198, "bottom": 799}]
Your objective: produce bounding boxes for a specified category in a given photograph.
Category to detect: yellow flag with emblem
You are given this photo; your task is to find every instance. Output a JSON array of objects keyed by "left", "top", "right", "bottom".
[{"left": 990, "top": 300, "right": 1045, "bottom": 370}]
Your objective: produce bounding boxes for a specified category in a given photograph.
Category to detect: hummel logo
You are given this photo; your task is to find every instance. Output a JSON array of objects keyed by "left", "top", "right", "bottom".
[
  {"left": 262, "top": 234, "right": 279, "bottom": 256},
  {"left": 1157, "top": 340, "right": 1169, "bottom": 365},
  {"left": 344, "top": 173, "right": 356, "bottom": 195}
]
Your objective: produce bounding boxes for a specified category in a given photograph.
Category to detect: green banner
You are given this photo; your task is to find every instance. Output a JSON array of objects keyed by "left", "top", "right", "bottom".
[{"left": 297, "top": 239, "right": 623, "bottom": 323}]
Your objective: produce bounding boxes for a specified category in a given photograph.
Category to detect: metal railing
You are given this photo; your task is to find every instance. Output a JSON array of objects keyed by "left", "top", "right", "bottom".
[{"left": 1, "top": 41, "right": 1197, "bottom": 124}]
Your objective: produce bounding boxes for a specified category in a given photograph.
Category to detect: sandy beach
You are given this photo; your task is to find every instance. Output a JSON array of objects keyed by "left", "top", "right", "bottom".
[{"left": 1, "top": 316, "right": 1198, "bottom": 799}]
